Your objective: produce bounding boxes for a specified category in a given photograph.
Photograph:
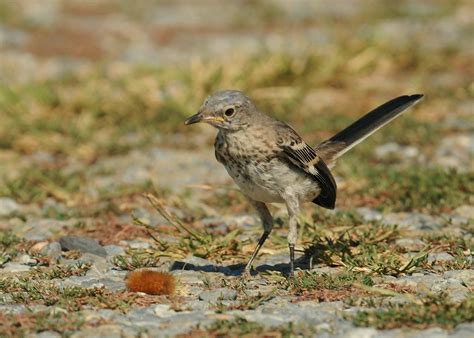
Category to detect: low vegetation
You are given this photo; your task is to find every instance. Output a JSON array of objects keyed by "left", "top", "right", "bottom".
[
  {"left": 0, "top": 0, "right": 472, "bottom": 336},
  {"left": 351, "top": 293, "right": 474, "bottom": 330}
]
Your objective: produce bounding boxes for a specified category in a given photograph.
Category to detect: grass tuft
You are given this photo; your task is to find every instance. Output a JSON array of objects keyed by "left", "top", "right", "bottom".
[{"left": 351, "top": 293, "right": 474, "bottom": 330}]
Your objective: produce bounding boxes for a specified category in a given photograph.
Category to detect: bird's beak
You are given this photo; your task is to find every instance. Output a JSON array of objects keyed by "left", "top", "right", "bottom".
[
  {"left": 184, "top": 112, "right": 202, "bottom": 125},
  {"left": 185, "top": 113, "right": 224, "bottom": 125}
]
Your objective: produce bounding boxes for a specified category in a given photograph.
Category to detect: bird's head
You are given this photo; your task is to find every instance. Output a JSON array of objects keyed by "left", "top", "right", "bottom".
[{"left": 185, "top": 90, "right": 256, "bottom": 131}]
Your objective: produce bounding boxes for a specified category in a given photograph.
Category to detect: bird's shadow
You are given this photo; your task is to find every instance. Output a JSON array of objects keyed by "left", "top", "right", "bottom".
[{"left": 169, "top": 259, "right": 308, "bottom": 277}]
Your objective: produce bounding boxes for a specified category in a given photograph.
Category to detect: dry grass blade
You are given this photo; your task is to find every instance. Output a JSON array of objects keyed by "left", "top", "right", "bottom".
[
  {"left": 353, "top": 282, "right": 421, "bottom": 304},
  {"left": 144, "top": 193, "right": 208, "bottom": 244},
  {"left": 131, "top": 214, "right": 169, "bottom": 249},
  {"left": 398, "top": 252, "right": 428, "bottom": 273}
]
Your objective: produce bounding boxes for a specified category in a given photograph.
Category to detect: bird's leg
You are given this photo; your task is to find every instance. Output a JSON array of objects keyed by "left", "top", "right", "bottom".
[
  {"left": 244, "top": 199, "right": 273, "bottom": 274},
  {"left": 286, "top": 197, "right": 300, "bottom": 278}
]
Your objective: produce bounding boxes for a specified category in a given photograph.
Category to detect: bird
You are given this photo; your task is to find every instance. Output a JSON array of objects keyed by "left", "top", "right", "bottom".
[{"left": 184, "top": 90, "right": 423, "bottom": 276}]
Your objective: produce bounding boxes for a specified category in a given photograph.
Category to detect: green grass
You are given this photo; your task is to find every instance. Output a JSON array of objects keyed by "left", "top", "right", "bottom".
[
  {"left": 0, "top": 311, "right": 96, "bottom": 337},
  {"left": 0, "top": 1, "right": 472, "bottom": 336},
  {"left": 0, "top": 42, "right": 469, "bottom": 158},
  {"left": 351, "top": 293, "right": 474, "bottom": 330},
  {"left": 422, "top": 234, "right": 472, "bottom": 253},
  {"left": 0, "top": 277, "right": 136, "bottom": 312},
  {"left": 299, "top": 211, "right": 436, "bottom": 275},
  {"left": 198, "top": 317, "right": 313, "bottom": 337},
  {"left": 124, "top": 194, "right": 249, "bottom": 263},
  {"left": 0, "top": 165, "right": 85, "bottom": 204},
  {"left": 0, "top": 163, "right": 156, "bottom": 209},
  {"left": 0, "top": 38, "right": 471, "bottom": 212},
  {"left": 350, "top": 166, "right": 473, "bottom": 213},
  {"left": 206, "top": 318, "right": 264, "bottom": 336},
  {"left": 28, "top": 263, "right": 91, "bottom": 280},
  {"left": 111, "top": 249, "right": 162, "bottom": 270},
  {"left": 0, "top": 231, "right": 24, "bottom": 268},
  {"left": 292, "top": 271, "right": 373, "bottom": 294}
]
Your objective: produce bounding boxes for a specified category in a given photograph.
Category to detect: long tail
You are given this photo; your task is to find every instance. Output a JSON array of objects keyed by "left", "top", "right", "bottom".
[{"left": 316, "top": 94, "right": 423, "bottom": 164}]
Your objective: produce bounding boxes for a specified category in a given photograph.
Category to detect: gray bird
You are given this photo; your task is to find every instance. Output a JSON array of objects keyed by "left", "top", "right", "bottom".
[{"left": 185, "top": 90, "right": 423, "bottom": 276}]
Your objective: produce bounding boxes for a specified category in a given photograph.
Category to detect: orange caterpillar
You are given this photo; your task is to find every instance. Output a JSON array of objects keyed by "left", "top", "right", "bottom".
[{"left": 125, "top": 270, "right": 175, "bottom": 295}]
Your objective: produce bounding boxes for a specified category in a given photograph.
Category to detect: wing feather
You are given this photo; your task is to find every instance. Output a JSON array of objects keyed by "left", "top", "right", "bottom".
[{"left": 278, "top": 132, "right": 337, "bottom": 209}]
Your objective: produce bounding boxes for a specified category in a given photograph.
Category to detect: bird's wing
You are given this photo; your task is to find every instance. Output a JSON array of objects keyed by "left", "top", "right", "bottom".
[
  {"left": 276, "top": 126, "right": 337, "bottom": 209},
  {"left": 314, "top": 140, "right": 346, "bottom": 167}
]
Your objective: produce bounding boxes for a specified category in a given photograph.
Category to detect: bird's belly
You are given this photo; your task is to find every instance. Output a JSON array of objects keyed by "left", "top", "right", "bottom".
[
  {"left": 223, "top": 162, "right": 281, "bottom": 202},
  {"left": 224, "top": 159, "right": 321, "bottom": 204}
]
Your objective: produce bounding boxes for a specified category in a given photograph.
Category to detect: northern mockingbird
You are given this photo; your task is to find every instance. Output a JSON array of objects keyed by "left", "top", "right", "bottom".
[{"left": 185, "top": 90, "right": 423, "bottom": 276}]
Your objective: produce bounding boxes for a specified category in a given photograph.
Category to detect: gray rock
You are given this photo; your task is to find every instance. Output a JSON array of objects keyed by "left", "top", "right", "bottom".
[
  {"left": 103, "top": 245, "right": 125, "bottom": 257},
  {"left": 183, "top": 255, "right": 215, "bottom": 266},
  {"left": 453, "top": 205, "right": 474, "bottom": 220},
  {"left": 170, "top": 256, "right": 235, "bottom": 274},
  {"left": 158, "top": 313, "right": 214, "bottom": 336},
  {"left": 16, "top": 254, "right": 37, "bottom": 265},
  {"left": 0, "top": 197, "right": 20, "bottom": 217},
  {"left": 40, "top": 242, "right": 62, "bottom": 259},
  {"left": 118, "top": 240, "right": 151, "bottom": 249},
  {"left": 184, "top": 285, "right": 206, "bottom": 298},
  {"left": 2, "top": 262, "right": 31, "bottom": 272},
  {"left": 244, "top": 286, "right": 275, "bottom": 298},
  {"left": 0, "top": 304, "right": 28, "bottom": 314},
  {"left": 80, "top": 253, "right": 108, "bottom": 267},
  {"left": 154, "top": 304, "right": 178, "bottom": 318},
  {"left": 59, "top": 275, "right": 101, "bottom": 288},
  {"left": 431, "top": 278, "right": 469, "bottom": 302},
  {"left": 128, "top": 207, "right": 167, "bottom": 227},
  {"left": 27, "top": 151, "right": 56, "bottom": 165},
  {"left": 26, "top": 331, "right": 62, "bottom": 338},
  {"left": 375, "top": 142, "right": 420, "bottom": 161},
  {"left": 199, "top": 288, "right": 237, "bottom": 302},
  {"left": 121, "top": 307, "right": 164, "bottom": 330},
  {"left": 89, "top": 147, "right": 228, "bottom": 196},
  {"left": 445, "top": 214, "right": 470, "bottom": 226},
  {"left": 390, "top": 274, "right": 442, "bottom": 292},
  {"left": 59, "top": 267, "right": 125, "bottom": 292},
  {"left": 244, "top": 278, "right": 268, "bottom": 289},
  {"left": 343, "top": 327, "right": 378, "bottom": 338},
  {"left": 170, "top": 270, "right": 206, "bottom": 284},
  {"left": 428, "top": 252, "right": 454, "bottom": 265},
  {"left": 81, "top": 309, "right": 121, "bottom": 322},
  {"left": 233, "top": 300, "right": 343, "bottom": 329},
  {"left": 80, "top": 254, "right": 110, "bottom": 277},
  {"left": 184, "top": 299, "right": 212, "bottom": 311},
  {"left": 0, "top": 26, "right": 27, "bottom": 48},
  {"left": 0, "top": 294, "right": 13, "bottom": 303},
  {"left": 395, "top": 238, "right": 427, "bottom": 251},
  {"left": 41, "top": 198, "right": 72, "bottom": 218},
  {"left": 0, "top": 304, "right": 47, "bottom": 314},
  {"left": 443, "top": 270, "right": 474, "bottom": 288},
  {"left": 434, "top": 134, "right": 473, "bottom": 171},
  {"left": 409, "top": 327, "right": 448, "bottom": 338},
  {"left": 356, "top": 207, "right": 382, "bottom": 222},
  {"left": 69, "top": 324, "right": 124, "bottom": 338},
  {"left": 24, "top": 219, "right": 78, "bottom": 241},
  {"left": 97, "top": 278, "right": 126, "bottom": 292},
  {"left": 59, "top": 236, "right": 107, "bottom": 257},
  {"left": 383, "top": 212, "right": 444, "bottom": 231},
  {"left": 452, "top": 322, "right": 474, "bottom": 338}
]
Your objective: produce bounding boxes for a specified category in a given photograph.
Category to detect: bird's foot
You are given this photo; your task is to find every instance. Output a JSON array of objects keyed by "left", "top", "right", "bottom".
[
  {"left": 239, "top": 267, "right": 254, "bottom": 285},
  {"left": 242, "top": 267, "right": 252, "bottom": 277}
]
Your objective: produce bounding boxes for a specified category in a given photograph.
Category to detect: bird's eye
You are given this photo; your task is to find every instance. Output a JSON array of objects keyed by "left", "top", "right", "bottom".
[{"left": 224, "top": 108, "right": 235, "bottom": 117}]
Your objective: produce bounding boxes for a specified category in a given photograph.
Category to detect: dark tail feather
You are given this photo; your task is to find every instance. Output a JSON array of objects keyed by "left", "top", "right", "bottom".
[{"left": 316, "top": 94, "right": 423, "bottom": 162}]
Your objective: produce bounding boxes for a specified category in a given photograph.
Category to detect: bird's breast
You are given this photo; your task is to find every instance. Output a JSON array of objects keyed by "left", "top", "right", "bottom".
[{"left": 214, "top": 132, "right": 321, "bottom": 203}]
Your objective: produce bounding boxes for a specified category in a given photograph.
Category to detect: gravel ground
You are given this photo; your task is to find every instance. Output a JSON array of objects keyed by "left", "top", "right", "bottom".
[{"left": 0, "top": 1, "right": 473, "bottom": 337}]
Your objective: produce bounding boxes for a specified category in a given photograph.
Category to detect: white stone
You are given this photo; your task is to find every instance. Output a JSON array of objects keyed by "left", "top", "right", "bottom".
[
  {"left": 0, "top": 197, "right": 20, "bottom": 217},
  {"left": 154, "top": 304, "right": 177, "bottom": 318}
]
